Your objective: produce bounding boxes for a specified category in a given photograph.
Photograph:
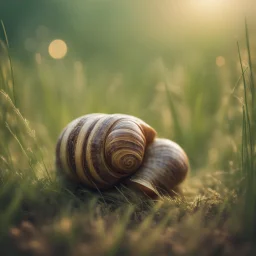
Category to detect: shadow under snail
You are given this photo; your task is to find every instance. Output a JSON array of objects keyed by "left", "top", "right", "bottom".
[{"left": 56, "top": 113, "right": 189, "bottom": 197}]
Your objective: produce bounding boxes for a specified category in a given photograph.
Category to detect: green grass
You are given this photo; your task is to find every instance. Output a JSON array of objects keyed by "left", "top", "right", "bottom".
[
  {"left": 0, "top": 21, "right": 256, "bottom": 255},
  {"left": 237, "top": 20, "right": 256, "bottom": 240}
]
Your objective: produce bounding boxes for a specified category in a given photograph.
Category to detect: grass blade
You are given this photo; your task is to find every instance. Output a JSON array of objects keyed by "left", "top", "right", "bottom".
[
  {"left": 164, "top": 82, "right": 183, "bottom": 141},
  {"left": 1, "top": 20, "right": 16, "bottom": 105}
]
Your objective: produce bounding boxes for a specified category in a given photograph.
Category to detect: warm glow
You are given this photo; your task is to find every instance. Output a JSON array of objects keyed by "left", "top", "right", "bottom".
[
  {"left": 190, "top": 0, "right": 229, "bottom": 18},
  {"left": 216, "top": 56, "right": 225, "bottom": 67},
  {"left": 195, "top": 0, "right": 223, "bottom": 8},
  {"left": 48, "top": 39, "right": 68, "bottom": 59}
]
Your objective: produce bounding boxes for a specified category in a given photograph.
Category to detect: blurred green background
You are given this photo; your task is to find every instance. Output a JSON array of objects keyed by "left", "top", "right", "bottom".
[
  {"left": 1, "top": 0, "right": 256, "bottom": 172},
  {"left": 1, "top": 2, "right": 256, "bottom": 255}
]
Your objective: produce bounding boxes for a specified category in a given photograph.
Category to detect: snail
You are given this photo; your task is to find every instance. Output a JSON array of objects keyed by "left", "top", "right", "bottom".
[{"left": 56, "top": 113, "right": 189, "bottom": 196}]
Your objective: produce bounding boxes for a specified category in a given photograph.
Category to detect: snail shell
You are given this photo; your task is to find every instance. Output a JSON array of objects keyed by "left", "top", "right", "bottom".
[
  {"left": 56, "top": 113, "right": 156, "bottom": 189},
  {"left": 56, "top": 113, "right": 189, "bottom": 196},
  {"left": 129, "top": 138, "right": 189, "bottom": 197}
]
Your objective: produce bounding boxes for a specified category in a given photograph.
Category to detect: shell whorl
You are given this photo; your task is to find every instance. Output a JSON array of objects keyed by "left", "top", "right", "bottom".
[
  {"left": 56, "top": 113, "right": 157, "bottom": 189},
  {"left": 130, "top": 138, "right": 189, "bottom": 196}
]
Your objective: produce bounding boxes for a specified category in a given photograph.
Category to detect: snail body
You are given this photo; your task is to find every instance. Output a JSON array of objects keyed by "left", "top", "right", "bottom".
[{"left": 56, "top": 113, "right": 189, "bottom": 196}]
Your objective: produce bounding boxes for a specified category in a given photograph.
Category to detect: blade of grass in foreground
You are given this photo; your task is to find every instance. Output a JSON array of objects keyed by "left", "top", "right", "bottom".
[
  {"left": 0, "top": 90, "right": 51, "bottom": 181},
  {"left": 237, "top": 42, "right": 252, "bottom": 170},
  {"left": 237, "top": 20, "right": 256, "bottom": 240},
  {"left": 105, "top": 206, "right": 134, "bottom": 256}
]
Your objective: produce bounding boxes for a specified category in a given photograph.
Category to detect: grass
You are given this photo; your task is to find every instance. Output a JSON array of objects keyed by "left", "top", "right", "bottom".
[
  {"left": 0, "top": 20, "right": 256, "bottom": 255},
  {"left": 238, "top": 20, "right": 256, "bottom": 240}
]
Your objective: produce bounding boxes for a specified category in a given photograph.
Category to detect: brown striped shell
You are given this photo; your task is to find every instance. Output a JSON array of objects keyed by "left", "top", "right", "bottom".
[
  {"left": 56, "top": 113, "right": 189, "bottom": 196},
  {"left": 130, "top": 138, "right": 189, "bottom": 197},
  {"left": 56, "top": 113, "right": 157, "bottom": 189}
]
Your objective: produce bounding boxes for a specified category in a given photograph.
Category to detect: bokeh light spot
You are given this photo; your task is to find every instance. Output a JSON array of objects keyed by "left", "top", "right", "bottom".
[
  {"left": 216, "top": 56, "right": 225, "bottom": 67},
  {"left": 48, "top": 39, "right": 68, "bottom": 59}
]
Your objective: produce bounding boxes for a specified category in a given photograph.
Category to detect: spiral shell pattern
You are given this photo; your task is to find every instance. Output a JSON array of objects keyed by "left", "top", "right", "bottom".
[
  {"left": 56, "top": 113, "right": 157, "bottom": 189},
  {"left": 130, "top": 138, "right": 189, "bottom": 196}
]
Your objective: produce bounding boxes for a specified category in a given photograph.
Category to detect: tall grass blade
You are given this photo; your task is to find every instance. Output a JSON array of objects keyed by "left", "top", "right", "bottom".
[
  {"left": 1, "top": 20, "right": 16, "bottom": 105},
  {"left": 237, "top": 42, "right": 253, "bottom": 170},
  {"left": 245, "top": 18, "right": 255, "bottom": 110},
  {"left": 164, "top": 83, "right": 183, "bottom": 141},
  {"left": 237, "top": 21, "right": 256, "bottom": 240}
]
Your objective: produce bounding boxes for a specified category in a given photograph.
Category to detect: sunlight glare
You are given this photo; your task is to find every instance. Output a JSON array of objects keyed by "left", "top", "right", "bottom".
[
  {"left": 191, "top": 0, "right": 228, "bottom": 17},
  {"left": 196, "top": 0, "right": 222, "bottom": 8}
]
